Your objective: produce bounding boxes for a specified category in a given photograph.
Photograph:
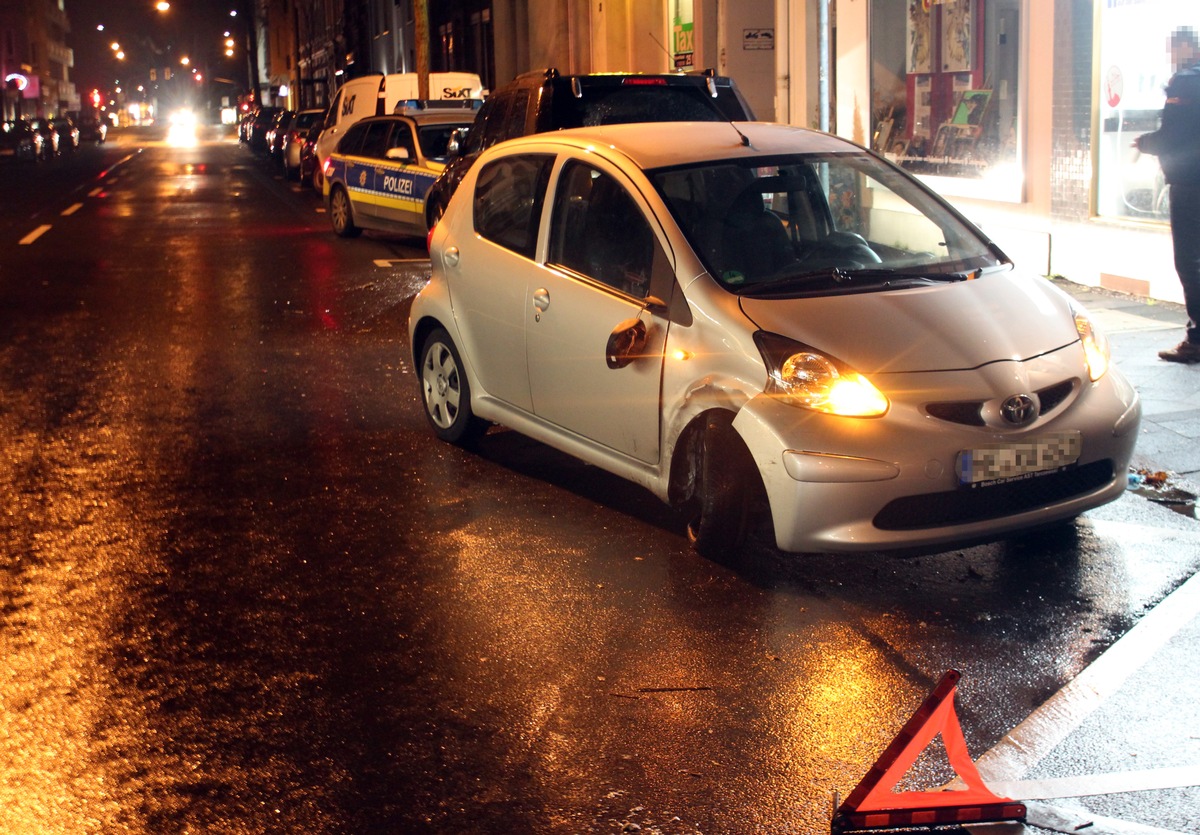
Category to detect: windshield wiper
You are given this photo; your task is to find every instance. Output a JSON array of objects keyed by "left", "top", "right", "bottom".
[{"left": 736, "top": 266, "right": 972, "bottom": 297}]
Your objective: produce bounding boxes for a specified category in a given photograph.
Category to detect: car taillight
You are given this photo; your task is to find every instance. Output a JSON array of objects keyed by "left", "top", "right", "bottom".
[{"left": 621, "top": 77, "right": 668, "bottom": 86}]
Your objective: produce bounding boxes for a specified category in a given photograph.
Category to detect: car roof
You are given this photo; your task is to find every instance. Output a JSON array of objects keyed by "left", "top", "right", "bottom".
[{"left": 478, "top": 121, "right": 857, "bottom": 171}]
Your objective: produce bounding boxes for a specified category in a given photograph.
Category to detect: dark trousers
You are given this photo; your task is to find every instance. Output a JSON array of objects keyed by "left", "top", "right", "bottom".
[{"left": 1170, "top": 182, "right": 1200, "bottom": 343}]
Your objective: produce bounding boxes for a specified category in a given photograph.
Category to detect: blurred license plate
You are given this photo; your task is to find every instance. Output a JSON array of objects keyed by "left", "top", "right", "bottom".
[{"left": 956, "top": 431, "right": 1082, "bottom": 486}]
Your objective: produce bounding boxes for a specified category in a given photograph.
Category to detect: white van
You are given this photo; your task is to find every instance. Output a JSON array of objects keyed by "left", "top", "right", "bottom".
[{"left": 311, "top": 72, "right": 484, "bottom": 188}]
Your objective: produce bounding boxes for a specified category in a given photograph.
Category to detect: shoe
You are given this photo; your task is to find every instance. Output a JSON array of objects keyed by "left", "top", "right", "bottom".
[{"left": 1158, "top": 340, "right": 1200, "bottom": 363}]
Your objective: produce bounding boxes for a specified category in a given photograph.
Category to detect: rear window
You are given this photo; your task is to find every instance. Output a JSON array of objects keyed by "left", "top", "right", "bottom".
[
  {"left": 295, "top": 111, "right": 324, "bottom": 130},
  {"left": 417, "top": 123, "right": 467, "bottom": 160},
  {"left": 549, "top": 81, "right": 750, "bottom": 128}
]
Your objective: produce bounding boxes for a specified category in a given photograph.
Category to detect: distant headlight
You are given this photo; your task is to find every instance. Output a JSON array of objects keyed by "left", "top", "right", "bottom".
[
  {"left": 1071, "top": 303, "right": 1110, "bottom": 382},
  {"left": 754, "top": 332, "right": 889, "bottom": 417}
]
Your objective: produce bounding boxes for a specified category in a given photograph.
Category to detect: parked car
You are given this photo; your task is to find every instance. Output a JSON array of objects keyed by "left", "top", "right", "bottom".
[
  {"left": 264, "top": 109, "right": 295, "bottom": 161},
  {"left": 310, "top": 71, "right": 484, "bottom": 189},
  {"left": 409, "top": 121, "right": 1141, "bottom": 558},
  {"left": 422, "top": 67, "right": 755, "bottom": 228},
  {"left": 279, "top": 108, "right": 325, "bottom": 179},
  {"left": 30, "top": 119, "right": 59, "bottom": 159},
  {"left": 322, "top": 110, "right": 475, "bottom": 239},
  {"left": 298, "top": 121, "right": 324, "bottom": 188},
  {"left": 247, "top": 106, "right": 283, "bottom": 152},
  {"left": 238, "top": 108, "right": 255, "bottom": 143},
  {"left": 0, "top": 119, "right": 42, "bottom": 161},
  {"left": 50, "top": 116, "right": 79, "bottom": 153},
  {"left": 77, "top": 116, "right": 108, "bottom": 143}
]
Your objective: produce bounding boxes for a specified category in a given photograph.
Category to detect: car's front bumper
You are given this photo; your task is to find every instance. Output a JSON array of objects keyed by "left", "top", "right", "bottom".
[{"left": 732, "top": 364, "right": 1141, "bottom": 554}]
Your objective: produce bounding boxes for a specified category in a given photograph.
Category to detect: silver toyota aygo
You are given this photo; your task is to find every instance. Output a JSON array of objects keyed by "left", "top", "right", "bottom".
[{"left": 408, "top": 122, "right": 1141, "bottom": 556}]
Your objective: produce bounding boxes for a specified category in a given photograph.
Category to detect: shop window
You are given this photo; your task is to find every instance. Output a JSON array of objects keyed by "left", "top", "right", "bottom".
[
  {"left": 870, "top": 0, "right": 1022, "bottom": 195},
  {"left": 1095, "top": 0, "right": 1188, "bottom": 223}
]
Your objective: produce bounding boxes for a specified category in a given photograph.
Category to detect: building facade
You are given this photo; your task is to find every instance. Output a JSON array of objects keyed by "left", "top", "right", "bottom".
[{"left": 1, "top": 0, "right": 78, "bottom": 121}]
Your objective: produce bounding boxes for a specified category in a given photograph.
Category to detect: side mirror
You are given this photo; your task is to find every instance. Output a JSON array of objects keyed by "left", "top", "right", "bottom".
[
  {"left": 447, "top": 127, "right": 468, "bottom": 156},
  {"left": 606, "top": 318, "right": 648, "bottom": 369},
  {"left": 386, "top": 146, "right": 411, "bottom": 161}
]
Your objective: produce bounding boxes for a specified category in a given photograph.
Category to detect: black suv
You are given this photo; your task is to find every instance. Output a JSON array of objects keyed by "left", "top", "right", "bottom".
[{"left": 422, "top": 68, "right": 755, "bottom": 227}]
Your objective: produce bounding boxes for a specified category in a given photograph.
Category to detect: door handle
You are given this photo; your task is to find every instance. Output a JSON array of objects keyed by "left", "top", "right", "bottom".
[{"left": 533, "top": 288, "right": 550, "bottom": 312}]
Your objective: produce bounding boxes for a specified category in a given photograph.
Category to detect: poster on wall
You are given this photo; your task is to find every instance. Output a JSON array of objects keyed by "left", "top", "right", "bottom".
[
  {"left": 673, "top": 0, "right": 695, "bottom": 70},
  {"left": 907, "top": 0, "right": 932, "bottom": 74},
  {"left": 941, "top": 0, "right": 973, "bottom": 72}
]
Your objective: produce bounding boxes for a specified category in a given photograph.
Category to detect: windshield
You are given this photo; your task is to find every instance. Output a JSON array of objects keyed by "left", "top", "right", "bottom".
[{"left": 651, "top": 152, "right": 1005, "bottom": 296}]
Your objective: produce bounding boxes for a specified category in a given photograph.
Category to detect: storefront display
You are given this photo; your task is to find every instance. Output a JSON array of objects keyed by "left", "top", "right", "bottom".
[
  {"left": 870, "top": 0, "right": 1022, "bottom": 193},
  {"left": 1095, "top": 0, "right": 1192, "bottom": 223}
]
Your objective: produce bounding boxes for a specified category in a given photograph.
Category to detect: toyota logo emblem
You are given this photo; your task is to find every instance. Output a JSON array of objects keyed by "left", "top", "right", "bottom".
[{"left": 1000, "top": 394, "right": 1037, "bottom": 426}]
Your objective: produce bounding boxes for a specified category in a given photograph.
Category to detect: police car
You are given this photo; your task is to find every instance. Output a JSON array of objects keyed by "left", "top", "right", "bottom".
[{"left": 322, "top": 110, "right": 475, "bottom": 239}]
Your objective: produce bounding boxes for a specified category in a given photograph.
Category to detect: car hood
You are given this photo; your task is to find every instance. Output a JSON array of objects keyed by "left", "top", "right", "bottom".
[{"left": 737, "top": 272, "right": 1082, "bottom": 374}]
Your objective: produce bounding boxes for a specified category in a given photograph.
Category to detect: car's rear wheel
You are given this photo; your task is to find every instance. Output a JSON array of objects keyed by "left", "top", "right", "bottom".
[
  {"left": 419, "top": 328, "right": 488, "bottom": 445},
  {"left": 329, "top": 185, "right": 361, "bottom": 238},
  {"left": 687, "top": 413, "right": 760, "bottom": 559}
]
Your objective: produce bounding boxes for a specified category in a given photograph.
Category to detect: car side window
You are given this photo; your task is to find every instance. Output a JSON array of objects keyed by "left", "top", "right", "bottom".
[
  {"left": 479, "top": 93, "right": 513, "bottom": 150},
  {"left": 548, "top": 161, "right": 663, "bottom": 299},
  {"left": 359, "top": 122, "right": 392, "bottom": 158},
  {"left": 336, "top": 122, "right": 369, "bottom": 155},
  {"left": 386, "top": 123, "right": 415, "bottom": 159},
  {"left": 502, "top": 93, "right": 530, "bottom": 142},
  {"left": 473, "top": 154, "right": 555, "bottom": 260},
  {"left": 324, "top": 91, "right": 341, "bottom": 130}
]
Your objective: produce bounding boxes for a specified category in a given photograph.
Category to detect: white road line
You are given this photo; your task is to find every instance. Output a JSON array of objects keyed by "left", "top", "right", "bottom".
[
  {"left": 61, "top": 203, "right": 84, "bottom": 216},
  {"left": 19, "top": 225, "right": 52, "bottom": 245},
  {"left": 977, "top": 567, "right": 1200, "bottom": 783},
  {"left": 988, "top": 764, "right": 1200, "bottom": 800},
  {"left": 1025, "top": 800, "right": 1194, "bottom": 835},
  {"left": 373, "top": 259, "right": 432, "bottom": 267}
]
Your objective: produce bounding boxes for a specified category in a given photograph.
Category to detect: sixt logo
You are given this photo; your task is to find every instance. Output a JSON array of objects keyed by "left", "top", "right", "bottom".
[
  {"left": 441, "top": 87, "right": 475, "bottom": 99},
  {"left": 341, "top": 94, "right": 356, "bottom": 117}
]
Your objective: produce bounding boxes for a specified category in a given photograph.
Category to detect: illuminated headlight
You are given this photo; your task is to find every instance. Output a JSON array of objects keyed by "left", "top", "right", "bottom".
[
  {"left": 1071, "top": 303, "right": 1110, "bottom": 382},
  {"left": 754, "top": 332, "right": 889, "bottom": 417}
]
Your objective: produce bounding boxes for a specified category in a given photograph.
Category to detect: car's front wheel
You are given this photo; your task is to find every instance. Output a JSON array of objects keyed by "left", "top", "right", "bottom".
[
  {"left": 419, "top": 328, "right": 488, "bottom": 445},
  {"left": 329, "top": 185, "right": 361, "bottom": 238},
  {"left": 687, "top": 413, "right": 761, "bottom": 559}
]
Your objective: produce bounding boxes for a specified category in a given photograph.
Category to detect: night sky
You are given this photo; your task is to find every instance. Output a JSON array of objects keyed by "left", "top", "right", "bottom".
[{"left": 67, "top": 0, "right": 248, "bottom": 98}]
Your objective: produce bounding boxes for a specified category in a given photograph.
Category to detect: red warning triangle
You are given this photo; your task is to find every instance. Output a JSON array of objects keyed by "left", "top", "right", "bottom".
[{"left": 832, "top": 670, "right": 1026, "bottom": 833}]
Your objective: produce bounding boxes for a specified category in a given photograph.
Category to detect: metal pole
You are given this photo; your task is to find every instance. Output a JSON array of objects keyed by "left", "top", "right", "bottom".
[{"left": 819, "top": 0, "right": 830, "bottom": 132}]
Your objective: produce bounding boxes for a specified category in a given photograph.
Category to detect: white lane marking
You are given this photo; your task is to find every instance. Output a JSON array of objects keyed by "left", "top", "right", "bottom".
[
  {"left": 19, "top": 225, "right": 52, "bottom": 245},
  {"left": 977, "top": 566, "right": 1200, "bottom": 782},
  {"left": 988, "top": 764, "right": 1200, "bottom": 800},
  {"left": 1025, "top": 800, "right": 1195, "bottom": 835},
  {"left": 61, "top": 203, "right": 84, "bottom": 216},
  {"left": 374, "top": 259, "right": 431, "bottom": 268}
]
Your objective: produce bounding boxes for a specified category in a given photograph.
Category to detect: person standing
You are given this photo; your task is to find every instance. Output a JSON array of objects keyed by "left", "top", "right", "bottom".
[{"left": 1137, "top": 26, "right": 1200, "bottom": 363}]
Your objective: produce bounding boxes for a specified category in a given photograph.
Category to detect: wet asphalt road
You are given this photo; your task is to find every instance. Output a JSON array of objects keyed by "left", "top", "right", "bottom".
[{"left": 1, "top": 126, "right": 1198, "bottom": 834}]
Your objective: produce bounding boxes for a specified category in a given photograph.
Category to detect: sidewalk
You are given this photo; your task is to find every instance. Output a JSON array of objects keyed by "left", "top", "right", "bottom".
[
  {"left": 983, "top": 279, "right": 1200, "bottom": 835},
  {"left": 1056, "top": 278, "right": 1200, "bottom": 488}
]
